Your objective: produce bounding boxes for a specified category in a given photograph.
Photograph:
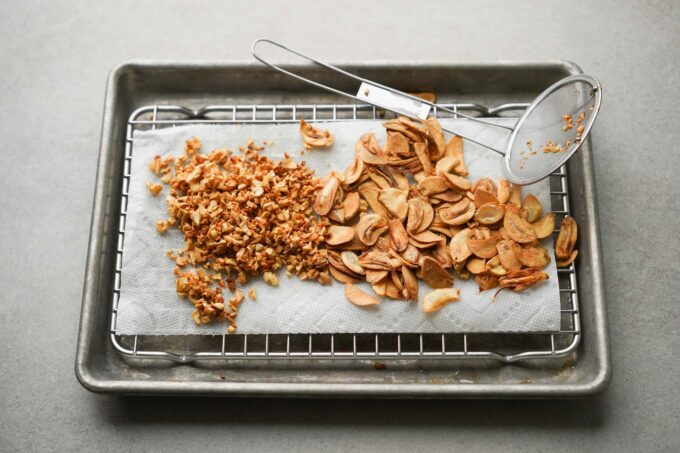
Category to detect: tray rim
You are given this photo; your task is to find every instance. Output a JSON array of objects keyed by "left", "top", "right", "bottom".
[{"left": 75, "top": 60, "right": 610, "bottom": 397}]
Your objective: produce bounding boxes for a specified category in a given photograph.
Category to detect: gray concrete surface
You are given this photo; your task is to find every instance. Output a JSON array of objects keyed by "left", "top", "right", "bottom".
[{"left": 1, "top": 0, "right": 678, "bottom": 451}]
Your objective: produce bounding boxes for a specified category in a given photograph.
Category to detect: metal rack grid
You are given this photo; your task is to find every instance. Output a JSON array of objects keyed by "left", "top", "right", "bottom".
[{"left": 110, "top": 102, "right": 581, "bottom": 364}]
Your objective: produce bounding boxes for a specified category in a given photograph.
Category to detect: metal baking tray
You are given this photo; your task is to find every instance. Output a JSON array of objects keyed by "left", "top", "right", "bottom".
[{"left": 76, "top": 61, "right": 610, "bottom": 397}]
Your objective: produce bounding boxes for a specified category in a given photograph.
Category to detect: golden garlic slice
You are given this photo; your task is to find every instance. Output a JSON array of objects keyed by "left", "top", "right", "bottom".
[
  {"left": 341, "top": 251, "right": 366, "bottom": 275},
  {"left": 357, "top": 180, "right": 389, "bottom": 218},
  {"left": 466, "top": 257, "right": 487, "bottom": 274},
  {"left": 531, "top": 212, "right": 556, "bottom": 239},
  {"left": 345, "top": 283, "right": 380, "bottom": 306},
  {"left": 522, "top": 194, "right": 543, "bottom": 223},
  {"left": 326, "top": 225, "right": 355, "bottom": 246},
  {"left": 329, "top": 265, "right": 360, "bottom": 284},
  {"left": 497, "top": 178, "right": 510, "bottom": 204},
  {"left": 476, "top": 273, "right": 499, "bottom": 291},
  {"left": 449, "top": 228, "right": 474, "bottom": 264},
  {"left": 496, "top": 239, "right": 523, "bottom": 272},
  {"left": 485, "top": 255, "right": 508, "bottom": 276},
  {"left": 422, "top": 288, "right": 461, "bottom": 313},
  {"left": 503, "top": 209, "right": 537, "bottom": 243},
  {"left": 467, "top": 237, "right": 499, "bottom": 259},
  {"left": 365, "top": 269, "right": 389, "bottom": 284},
  {"left": 421, "top": 257, "right": 454, "bottom": 289},
  {"left": 443, "top": 172, "right": 472, "bottom": 192},
  {"left": 557, "top": 249, "right": 578, "bottom": 267},
  {"left": 401, "top": 266, "right": 419, "bottom": 301},
  {"left": 342, "top": 192, "right": 361, "bottom": 220},
  {"left": 444, "top": 136, "right": 468, "bottom": 176},
  {"left": 473, "top": 188, "right": 499, "bottom": 208},
  {"left": 313, "top": 175, "right": 340, "bottom": 216},
  {"left": 414, "top": 142, "right": 434, "bottom": 176},
  {"left": 378, "top": 188, "right": 409, "bottom": 221},
  {"left": 556, "top": 215, "right": 578, "bottom": 259},
  {"left": 356, "top": 214, "right": 389, "bottom": 246},
  {"left": 418, "top": 175, "right": 450, "bottom": 196},
  {"left": 300, "top": 118, "right": 334, "bottom": 149},
  {"left": 439, "top": 198, "right": 476, "bottom": 226},
  {"left": 475, "top": 202, "right": 505, "bottom": 225},
  {"left": 388, "top": 218, "right": 409, "bottom": 252},
  {"left": 519, "top": 242, "right": 551, "bottom": 269}
]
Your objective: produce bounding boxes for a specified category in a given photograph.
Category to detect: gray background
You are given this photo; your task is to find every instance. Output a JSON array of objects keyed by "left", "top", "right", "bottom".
[{"left": 1, "top": 0, "right": 678, "bottom": 451}]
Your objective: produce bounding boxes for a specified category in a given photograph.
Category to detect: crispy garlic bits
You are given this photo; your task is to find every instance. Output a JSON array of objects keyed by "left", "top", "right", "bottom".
[
  {"left": 314, "top": 116, "right": 573, "bottom": 309},
  {"left": 150, "top": 138, "right": 330, "bottom": 331}
]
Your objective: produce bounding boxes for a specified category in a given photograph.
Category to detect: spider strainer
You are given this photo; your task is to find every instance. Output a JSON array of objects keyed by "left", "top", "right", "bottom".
[{"left": 251, "top": 39, "right": 602, "bottom": 185}]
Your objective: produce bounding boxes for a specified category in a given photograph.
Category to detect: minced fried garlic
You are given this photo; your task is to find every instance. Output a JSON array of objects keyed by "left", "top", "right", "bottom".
[{"left": 151, "top": 137, "right": 330, "bottom": 330}]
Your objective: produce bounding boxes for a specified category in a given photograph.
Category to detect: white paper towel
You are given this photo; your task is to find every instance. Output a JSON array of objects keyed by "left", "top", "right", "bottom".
[{"left": 115, "top": 119, "right": 561, "bottom": 335}]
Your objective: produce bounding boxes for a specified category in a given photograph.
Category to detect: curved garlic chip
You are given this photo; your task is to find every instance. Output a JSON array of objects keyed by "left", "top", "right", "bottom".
[
  {"left": 422, "top": 288, "right": 461, "bottom": 313},
  {"left": 475, "top": 202, "right": 505, "bottom": 225},
  {"left": 473, "top": 188, "right": 499, "bottom": 208},
  {"left": 485, "top": 255, "right": 508, "bottom": 276},
  {"left": 531, "top": 212, "right": 556, "bottom": 239},
  {"left": 407, "top": 197, "right": 434, "bottom": 233},
  {"left": 418, "top": 175, "right": 450, "bottom": 196},
  {"left": 497, "top": 178, "right": 511, "bottom": 204},
  {"left": 327, "top": 207, "right": 346, "bottom": 224},
  {"left": 342, "top": 192, "right": 361, "bottom": 220},
  {"left": 408, "top": 229, "right": 441, "bottom": 246},
  {"left": 365, "top": 269, "right": 389, "bottom": 284},
  {"left": 498, "top": 268, "right": 549, "bottom": 292},
  {"left": 431, "top": 190, "right": 463, "bottom": 203},
  {"left": 341, "top": 251, "right": 366, "bottom": 275},
  {"left": 388, "top": 219, "right": 409, "bottom": 252},
  {"left": 439, "top": 198, "right": 476, "bottom": 226},
  {"left": 466, "top": 257, "right": 487, "bottom": 274},
  {"left": 435, "top": 156, "right": 460, "bottom": 175},
  {"left": 356, "top": 214, "right": 389, "bottom": 246},
  {"left": 358, "top": 250, "right": 401, "bottom": 271},
  {"left": 443, "top": 172, "right": 472, "bottom": 192},
  {"left": 476, "top": 273, "right": 499, "bottom": 291},
  {"left": 357, "top": 181, "right": 389, "bottom": 218},
  {"left": 556, "top": 216, "right": 578, "bottom": 260},
  {"left": 329, "top": 265, "right": 360, "bottom": 283},
  {"left": 378, "top": 188, "right": 409, "bottom": 221},
  {"left": 508, "top": 183, "right": 522, "bottom": 206},
  {"left": 314, "top": 175, "right": 340, "bottom": 216},
  {"left": 472, "top": 178, "right": 498, "bottom": 197},
  {"left": 423, "top": 117, "right": 446, "bottom": 159},
  {"left": 326, "top": 225, "right": 355, "bottom": 246},
  {"left": 444, "top": 136, "right": 468, "bottom": 176},
  {"left": 449, "top": 228, "right": 474, "bottom": 264},
  {"left": 401, "top": 266, "right": 419, "bottom": 301},
  {"left": 496, "top": 240, "right": 523, "bottom": 272},
  {"left": 300, "top": 118, "right": 334, "bottom": 149},
  {"left": 522, "top": 194, "right": 543, "bottom": 223},
  {"left": 398, "top": 244, "right": 421, "bottom": 268},
  {"left": 355, "top": 133, "right": 385, "bottom": 165},
  {"left": 519, "top": 242, "right": 551, "bottom": 269},
  {"left": 384, "top": 279, "right": 403, "bottom": 300},
  {"left": 467, "top": 237, "right": 499, "bottom": 259},
  {"left": 421, "top": 257, "right": 454, "bottom": 289},
  {"left": 432, "top": 239, "right": 453, "bottom": 268},
  {"left": 414, "top": 142, "right": 434, "bottom": 176},
  {"left": 503, "top": 209, "right": 537, "bottom": 243},
  {"left": 385, "top": 131, "right": 410, "bottom": 157},
  {"left": 343, "top": 157, "right": 365, "bottom": 187},
  {"left": 557, "top": 249, "right": 578, "bottom": 267},
  {"left": 345, "top": 283, "right": 380, "bottom": 306}
]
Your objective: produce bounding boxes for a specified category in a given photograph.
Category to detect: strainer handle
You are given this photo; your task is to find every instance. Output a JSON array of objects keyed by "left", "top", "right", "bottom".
[{"left": 251, "top": 38, "right": 510, "bottom": 154}]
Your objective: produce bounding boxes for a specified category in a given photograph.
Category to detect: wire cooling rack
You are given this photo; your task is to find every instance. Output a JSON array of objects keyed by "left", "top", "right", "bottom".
[{"left": 110, "top": 102, "right": 581, "bottom": 363}]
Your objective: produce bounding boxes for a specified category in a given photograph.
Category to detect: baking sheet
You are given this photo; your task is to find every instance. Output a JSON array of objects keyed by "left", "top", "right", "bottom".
[{"left": 115, "top": 119, "right": 561, "bottom": 335}]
